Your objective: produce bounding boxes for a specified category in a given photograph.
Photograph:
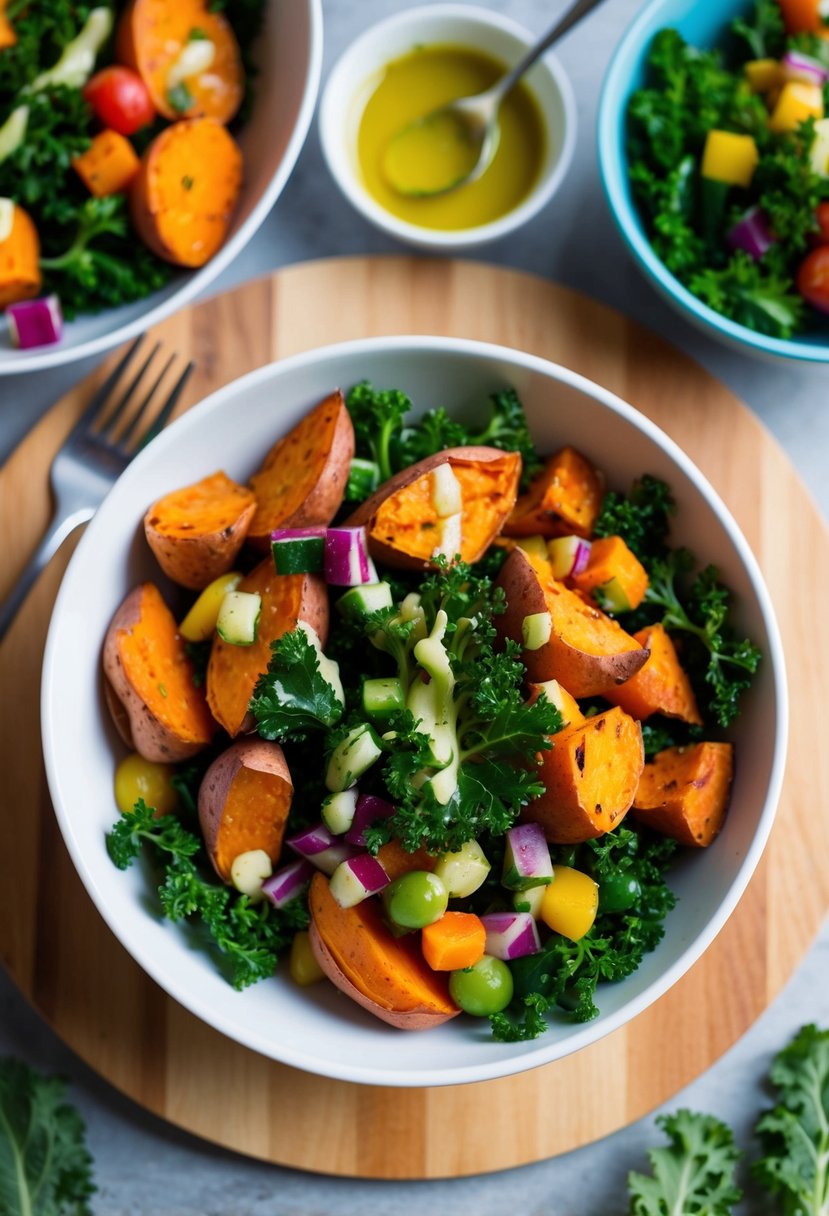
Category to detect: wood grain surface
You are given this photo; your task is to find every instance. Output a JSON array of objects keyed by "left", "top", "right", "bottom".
[{"left": 1, "top": 256, "right": 827, "bottom": 1179}]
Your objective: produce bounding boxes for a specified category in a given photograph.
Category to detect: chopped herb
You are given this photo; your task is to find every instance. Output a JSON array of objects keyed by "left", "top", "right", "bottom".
[
  {"left": 167, "top": 83, "right": 195, "bottom": 114},
  {"left": 181, "top": 174, "right": 195, "bottom": 191}
]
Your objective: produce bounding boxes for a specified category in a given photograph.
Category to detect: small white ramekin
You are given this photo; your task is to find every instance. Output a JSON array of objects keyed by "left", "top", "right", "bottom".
[{"left": 318, "top": 4, "right": 577, "bottom": 251}]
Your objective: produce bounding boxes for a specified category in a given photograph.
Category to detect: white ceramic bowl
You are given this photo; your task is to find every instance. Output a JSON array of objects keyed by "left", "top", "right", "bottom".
[
  {"left": 0, "top": 0, "right": 322, "bottom": 375},
  {"left": 318, "top": 5, "right": 577, "bottom": 251},
  {"left": 42, "top": 336, "right": 787, "bottom": 1088}
]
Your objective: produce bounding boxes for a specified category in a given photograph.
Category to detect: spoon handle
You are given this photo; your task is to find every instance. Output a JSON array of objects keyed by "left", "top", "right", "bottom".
[{"left": 495, "top": 0, "right": 610, "bottom": 100}]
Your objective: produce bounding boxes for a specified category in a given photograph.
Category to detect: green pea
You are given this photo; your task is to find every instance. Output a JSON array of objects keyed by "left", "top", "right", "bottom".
[
  {"left": 383, "top": 871, "right": 448, "bottom": 929},
  {"left": 599, "top": 873, "right": 642, "bottom": 913},
  {"left": 449, "top": 956, "right": 514, "bottom": 1016}
]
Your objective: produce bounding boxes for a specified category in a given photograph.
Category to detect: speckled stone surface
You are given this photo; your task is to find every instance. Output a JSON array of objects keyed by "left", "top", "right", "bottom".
[{"left": 1, "top": 1, "right": 827, "bottom": 1211}]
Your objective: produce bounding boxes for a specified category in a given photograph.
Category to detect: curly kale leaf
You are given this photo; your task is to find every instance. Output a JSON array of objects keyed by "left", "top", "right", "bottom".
[
  {"left": 730, "top": 0, "right": 786, "bottom": 62},
  {"left": 251, "top": 627, "right": 345, "bottom": 742},
  {"left": 593, "top": 474, "right": 675, "bottom": 564},
  {"left": 628, "top": 1110, "right": 742, "bottom": 1216}
]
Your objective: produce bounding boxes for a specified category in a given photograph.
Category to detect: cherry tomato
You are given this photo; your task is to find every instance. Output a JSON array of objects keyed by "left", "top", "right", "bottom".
[
  {"left": 83, "top": 67, "right": 155, "bottom": 136},
  {"left": 797, "top": 245, "right": 829, "bottom": 314},
  {"left": 815, "top": 202, "right": 829, "bottom": 244},
  {"left": 778, "top": 0, "right": 825, "bottom": 33}
]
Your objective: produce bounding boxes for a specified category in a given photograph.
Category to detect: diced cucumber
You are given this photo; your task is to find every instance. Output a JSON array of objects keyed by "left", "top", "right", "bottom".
[
  {"left": 325, "top": 724, "right": 383, "bottom": 792},
  {"left": 512, "top": 885, "right": 546, "bottom": 918},
  {"left": 362, "top": 677, "right": 405, "bottom": 724},
  {"left": 271, "top": 535, "right": 325, "bottom": 575},
  {"left": 346, "top": 458, "right": 381, "bottom": 500},
  {"left": 336, "top": 581, "right": 393, "bottom": 618},
  {"left": 321, "top": 789, "right": 359, "bottom": 835},
  {"left": 522, "top": 611, "right": 552, "bottom": 651},
  {"left": 433, "top": 839, "right": 491, "bottom": 898},
  {"left": 216, "top": 590, "right": 261, "bottom": 646},
  {"left": 595, "top": 576, "right": 631, "bottom": 615}
]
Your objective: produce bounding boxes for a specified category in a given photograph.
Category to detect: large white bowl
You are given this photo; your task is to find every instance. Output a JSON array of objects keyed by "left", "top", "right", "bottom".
[
  {"left": 41, "top": 336, "right": 787, "bottom": 1087},
  {"left": 0, "top": 0, "right": 322, "bottom": 375}
]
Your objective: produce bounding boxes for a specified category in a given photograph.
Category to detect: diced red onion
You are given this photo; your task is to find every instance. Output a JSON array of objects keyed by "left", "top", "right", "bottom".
[
  {"left": 727, "top": 206, "right": 775, "bottom": 261},
  {"left": 329, "top": 853, "right": 390, "bottom": 908},
  {"left": 270, "top": 526, "right": 328, "bottom": 542},
  {"left": 502, "top": 822, "right": 553, "bottom": 891},
  {"left": 286, "top": 822, "right": 358, "bottom": 875},
  {"left": 781, "top": 50, "right": 828, "bottom": 86},
  {"left": 261, "top": 859, "right": 314, "bottom": 909},
  {"left": 7, "top": 294, "right": 63, "bottom": 349},
  {"left": 324, "top": 527, "right": 372, "bottom": 586},
  {"left": 548, "top": 535, "right": 592, "bottom": 580},
  {"left": 344, "top": 793, "right": 395, "bottom": 846},
  {"left": 481, "top": 912, "right": 541, "bottom": 961}
]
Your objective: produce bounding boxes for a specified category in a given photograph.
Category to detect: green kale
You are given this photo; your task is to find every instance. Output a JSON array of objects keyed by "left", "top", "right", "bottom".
[
  {"left": 106, "top": 797, "right": 202, "bottom": 870},
  {"left": 0, "top": 87, "right": 92, "bottom": 226},
  {"left": 0, "top": 1058, "right": 96, "bottom": 1216},
  {"left": 0, "top": 1, "right": 97, "bottom": 98},
  {"left": 730, "top": 0, "right": 786, "bottom": 62},
  {"left": 345, "top": 381, "right": 413, "bottom": 483},
  {"left": 755, "top": 124, "right": 829, "bottom": 258},
  {"left": 251, "top": 626, "right": 345, "bottom": 742},
  {"left": 689, "top": 250, "right": 806, "bottom": 339},
  {"left": 627, "top": 1110, "right": 742, "bottom": 1215},
  {"left": 753, "top": 1023, "right": 829, "bottom": 1214},
  {"left": 593, "top": 474, "right": 675, "bottom": 564}
]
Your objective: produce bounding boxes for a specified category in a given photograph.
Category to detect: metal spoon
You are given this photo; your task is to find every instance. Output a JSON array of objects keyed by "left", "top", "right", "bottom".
[{"left": 382, "top": 0, "right": 608, "bottom": 198}]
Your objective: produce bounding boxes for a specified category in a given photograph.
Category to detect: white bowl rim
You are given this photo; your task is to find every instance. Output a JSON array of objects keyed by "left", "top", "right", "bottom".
[
  {"left": 318, "top": 4, "right": 577, "bottom": 250},
  {"left": 0, "top": 0, "right": 324, "bottom": 376},
  {"left": 41, "top": 333, "right": 788, "bottom": 1088}
]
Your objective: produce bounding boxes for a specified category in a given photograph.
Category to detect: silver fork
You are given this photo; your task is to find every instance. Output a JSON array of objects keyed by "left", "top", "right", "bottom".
[{"left": 0, "top": 338, "right": 194, "bottom": 643}]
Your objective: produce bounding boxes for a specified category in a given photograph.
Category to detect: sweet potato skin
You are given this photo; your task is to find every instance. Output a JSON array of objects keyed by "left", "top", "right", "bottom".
[
  {"left": 144, "top": 470, "right": 256, "bottom": 590},
  {"left": 247, "top": 391, "right": 355, "bottom": 548},
  {"left": 130, "top": 118, "right": 243, "bottom": 268},
  {"left": 308, "top": 873, "right": 459, "bottom": 1030},
  {"left": 198, "top": 739, "right": 293, "bottom": 882},
  {"left": 632, "top": 742, "right": 734, "bottom": 847},
  {"left": 0, "top": 203, "right": 41, "bottom": 310},
  {"left": 526, "top": 707, "right": 644, "bottom": 843},
  {"left": 102, "top": 583, "right": 216, "bottom": 762},
  {"left": 206, "top": 561, "right": 329, "bottom": 737},
  {"left": 495, "top": 548, "right": 649, "bottom": 698},
  {"left": 602, "top": 623, "right": 703, "bottom": 725},
  {"left": 503, "top": 447, "right": 603, "bottom": 538},
  {"left": 344, "top": 446, "right": 521, "bottom": 571}
]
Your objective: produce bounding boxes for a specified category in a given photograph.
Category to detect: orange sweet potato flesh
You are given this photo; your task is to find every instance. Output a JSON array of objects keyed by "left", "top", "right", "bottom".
[
  {"left": 571, "top": 535, "right": 650, "bottom": 611},
  {"left": 130, "top": 117, "right": 243, "bottom": 268},
  {"left": 496, "top": 548, "right": 649, "bottom": 698},
  {"left": 116, "top": 0, "right": 244, "bottom": 123},
  {"left": 0, "top": 204, "right": 41, "bottom": 310},
  {"left": 198, "top": 739, "right": 293, "bottom": 882},
  {"left": 345, "top": 447, "right": 521, "bottom": 570},
  {"left": 73, "top": 129, "right": 140, "bottom": 197},
  {"left": 503, "top": 447, "right": 603, "bottom": 538},
  {"left": 632, "top": 742, "right": 734, "bottom": 847},
  {"left": 206, "top": 561, "right": 329, "bottom": 737},
  {"left": 526, "top": 707, "right": 644, "bottom": 843},
  {"left": 103, "top": 583, "right": 216, "bottom": 762},
  {"left": 308, "top": 873, "right": 459, "bottom": 1029},
  {"left": 247, "top": 392, "right": 355, "bottom": 547},
  {"left": 144, "top": 470, "right": 257, "bottom": 590},
  {"left": 376, "top": 839, "right": 437, "bottom": 881},
  {"left": 0, "top": 0, "right": 16, "bottom": 49},
  {"left": 602, "top": 623, "right": 703, "bottom": 724}
]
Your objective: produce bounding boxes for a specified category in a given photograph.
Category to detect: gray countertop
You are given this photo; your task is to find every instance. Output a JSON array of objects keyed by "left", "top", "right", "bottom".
[{"left": 1, "top": 1, "right": 828, "bottom": 1211}]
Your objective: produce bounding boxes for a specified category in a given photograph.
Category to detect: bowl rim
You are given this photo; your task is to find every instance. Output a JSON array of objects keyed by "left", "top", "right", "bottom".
[
  {"left": 0, "top": 0, "right": 324, "bottom": 377},
  {"left": 41, "top": 334, "right": 789, "bottom": 1087},
  {"left": 596, "top": 0, "right": 829, "bottom": 364},
  {"left": 318, "top": 3, "right": 577, "bottom": 251}
]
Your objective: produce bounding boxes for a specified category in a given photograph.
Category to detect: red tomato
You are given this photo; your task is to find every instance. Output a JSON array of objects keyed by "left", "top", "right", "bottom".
[
  {"left": 83, "top": 67, "right": 155, "bottom": 136},
  {"left": 797, "top": 246, "right": 829, "bottom": 313},
  {"left": 778, "top": 0, "right": 825, "bottom": 32},
  {"left": 815, "top": 202, "right": 829, "bottom": 244}
]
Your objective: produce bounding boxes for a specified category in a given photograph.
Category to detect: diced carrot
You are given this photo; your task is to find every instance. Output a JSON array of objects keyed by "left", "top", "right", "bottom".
[
  {"left": 571, "top": 535, "right": 649, "bottom": 611},
  {"left": 421, "top": 911, "right": 487, "bottom": 971},
  {"left": 73, "top": 130, "right": 141, "bottom": 197},
  {"left": 0, "top": 204, "right": 41, "bottom": 310}
]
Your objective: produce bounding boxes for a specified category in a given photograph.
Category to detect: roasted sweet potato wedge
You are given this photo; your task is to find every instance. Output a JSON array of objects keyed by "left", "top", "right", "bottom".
[
  {"left": 526, "top": 707, "right": 644, "bottom": 843},
  {"left": 503, "top": 447, "right": 603, "bottom": 538},
  {"left": 144, "top": 470, "right": 256, "bottom": 590},
  {"left": 495, "top": 548, "right": 649, "bottom": 698},
  {"left": 198, "top": 739, "right": 293, "bottom": 882},
  {"left": 247, "top": 391, "right": 355, "bottom": 548},
  {"left": 103, "top": 583, "right": 216, "bottom": 762},
  {"left": 344, "top": 446, "right": 521, "bottom": 570},
  {"left": 602, "top": 623, "right": 703, "bottom": 725},
  {"left": 206, "top": 561, "right": 329, "bottom": 737},
  {"left": 308, "top": 873, "right": 459, "bottom": 1030},
  {"left": 632, "top": 742, "right": 734, "bottom": 847}
]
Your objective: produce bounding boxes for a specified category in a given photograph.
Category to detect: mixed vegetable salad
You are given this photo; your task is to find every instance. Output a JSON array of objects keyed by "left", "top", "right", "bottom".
[
  {"left": 628, "top": 0, "right": 829, "bottom": 338},
  {"left": 104, "top": 384, "right": 761, "bottom": 1041},
  {"left": 0, "top": 0, "right": 266, "bottom": 349}
]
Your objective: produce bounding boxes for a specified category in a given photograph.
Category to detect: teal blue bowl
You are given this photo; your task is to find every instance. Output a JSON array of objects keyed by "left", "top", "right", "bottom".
[{"left": 597, "top": 0, "right": 829, "bottom": 362}]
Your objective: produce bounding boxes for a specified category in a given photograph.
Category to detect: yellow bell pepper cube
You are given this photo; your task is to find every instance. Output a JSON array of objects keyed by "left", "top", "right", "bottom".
[
  {"left": 701, "top": 130, "right": 760, "bottom": 188},
  {"left": 768, "top": 81, "right": 824, "bottom": 133},
  {"left": 744, "top": 58, "right": 782, "bottom": 93},
  {"left": 540, "top": 866, "right": 598, "bottom": 942}
]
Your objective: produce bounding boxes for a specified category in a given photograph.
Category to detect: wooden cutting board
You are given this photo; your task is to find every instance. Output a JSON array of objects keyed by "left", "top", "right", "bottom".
[{"left": 1, "top": 256, "right": 827, "bottom": 1180}]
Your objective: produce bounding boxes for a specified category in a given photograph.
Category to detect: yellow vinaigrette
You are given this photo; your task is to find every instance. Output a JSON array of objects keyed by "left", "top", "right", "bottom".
[{"left": 357, "top": 45, "right": 546, "bottom": 230}]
